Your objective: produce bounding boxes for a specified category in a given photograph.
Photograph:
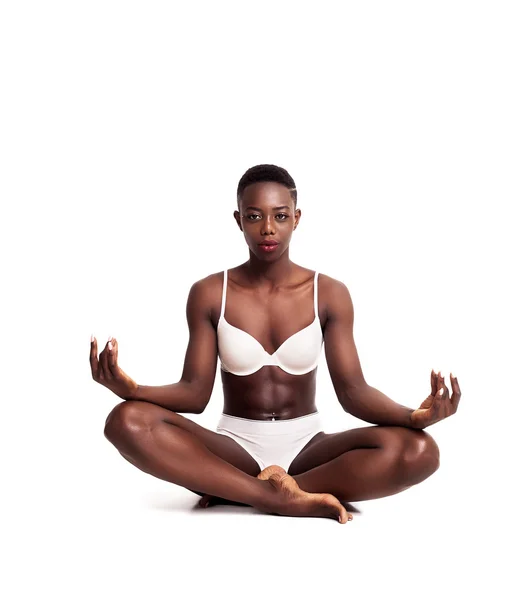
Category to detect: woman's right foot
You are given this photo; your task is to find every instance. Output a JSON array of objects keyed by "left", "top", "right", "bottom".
[{"left": 258, "top": 465, "right": 353, "bottom": 524}]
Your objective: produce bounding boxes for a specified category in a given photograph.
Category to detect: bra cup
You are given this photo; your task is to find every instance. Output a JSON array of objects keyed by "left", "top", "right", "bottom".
[
  {"left": 274, "top": 320, "right": 323, "bottom": 374},
  {"left": 218, "top": 320, "right": 267, "bottom": 376}
]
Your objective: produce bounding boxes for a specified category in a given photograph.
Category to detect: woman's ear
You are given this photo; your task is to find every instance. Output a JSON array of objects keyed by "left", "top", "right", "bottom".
[
  {"left": 294, "top": 208, "right": 301, "bottom": 230},
  {"left": 234, "top": 210, "right": 243, "bottom": 231}
]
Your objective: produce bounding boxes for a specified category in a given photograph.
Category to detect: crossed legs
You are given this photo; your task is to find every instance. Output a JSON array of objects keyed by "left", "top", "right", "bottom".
[{"left": 104, "top": 400, "right": 440, "bottom": 511}]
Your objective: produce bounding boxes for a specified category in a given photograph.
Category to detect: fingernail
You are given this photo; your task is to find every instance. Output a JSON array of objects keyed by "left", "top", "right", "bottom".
[
  {"left": 91, "top": 334, "right": 94, "bottom": 342},
  {"left": 108, "top": 336, "right": 113, "bottom": 342},
  {"left": 439, "top": 388, "right": 444, "bottom": 395},
  {"left": 108, "top": 341, "right": 113, "bottom": 350}
]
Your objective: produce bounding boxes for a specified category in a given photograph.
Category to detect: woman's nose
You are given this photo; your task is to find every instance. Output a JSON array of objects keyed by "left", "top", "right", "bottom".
[{"left": 261, "top": 215, "right": 276, "bottom": 235}]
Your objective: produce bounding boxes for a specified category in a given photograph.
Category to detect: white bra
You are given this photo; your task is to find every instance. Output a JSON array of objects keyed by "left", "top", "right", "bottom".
[{"left": 217, "top": 270, "right": 323, "bottom": 376}]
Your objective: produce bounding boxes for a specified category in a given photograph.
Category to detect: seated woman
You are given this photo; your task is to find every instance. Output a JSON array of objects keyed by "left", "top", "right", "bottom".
[{"left": 91, "top": 164, "right": 461, "bottom": 525}]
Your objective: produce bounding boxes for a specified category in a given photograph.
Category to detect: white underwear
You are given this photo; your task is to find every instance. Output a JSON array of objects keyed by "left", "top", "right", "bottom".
[{"left": 215, "top": 411, "right": 324, "bottom": 472}]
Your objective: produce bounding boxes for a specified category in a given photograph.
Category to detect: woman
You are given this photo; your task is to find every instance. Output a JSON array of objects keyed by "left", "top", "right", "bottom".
[{"left": 90, "top": 164, "right": 461, "bottom": 525}]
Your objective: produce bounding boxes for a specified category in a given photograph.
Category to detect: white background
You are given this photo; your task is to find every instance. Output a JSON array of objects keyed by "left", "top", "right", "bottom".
[{"left": 1, "top": 1, "right": 519, "bottom": 598}]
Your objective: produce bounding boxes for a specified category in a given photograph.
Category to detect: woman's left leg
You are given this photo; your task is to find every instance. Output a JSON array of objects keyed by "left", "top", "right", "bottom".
[{"left": 288, "top": 425, "right": 440, "bottom": 502}]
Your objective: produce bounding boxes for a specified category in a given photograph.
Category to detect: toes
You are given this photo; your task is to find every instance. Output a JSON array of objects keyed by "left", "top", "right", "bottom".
[
  {"left": 323, "top": 493, "right": 351, "bottom": 524},
  {"left": 198, "top": 494, "right": 212, "bottom": 508},
  {"left": 338, "top": 510, "right": 353, "bottom": 524},
  {"left": 337, "top": 507, "right": 351, "bottom": 524}
]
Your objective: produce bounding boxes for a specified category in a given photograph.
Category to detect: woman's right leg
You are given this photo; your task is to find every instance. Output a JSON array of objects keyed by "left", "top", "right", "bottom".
[{"left": 104, "top": 400, "right": 273, "bottom": 509}]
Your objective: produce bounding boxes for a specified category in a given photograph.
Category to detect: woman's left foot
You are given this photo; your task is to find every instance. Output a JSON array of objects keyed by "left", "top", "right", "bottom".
[
  {"left": 198, "top": 466, "right": 291, "bottom": 508},
  {"left": 198, "top": 465, "right": 354, "bottom": 522}
]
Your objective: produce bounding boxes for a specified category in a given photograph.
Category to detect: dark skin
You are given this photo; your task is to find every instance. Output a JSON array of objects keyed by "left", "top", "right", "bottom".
[{"left": 92, "top": 181, "right": 462, "bottom": 524}]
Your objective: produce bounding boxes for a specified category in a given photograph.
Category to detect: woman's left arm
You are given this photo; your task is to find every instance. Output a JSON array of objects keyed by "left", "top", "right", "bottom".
[{"left": 322, "top": 276, "right": 461, "bottom": 429}]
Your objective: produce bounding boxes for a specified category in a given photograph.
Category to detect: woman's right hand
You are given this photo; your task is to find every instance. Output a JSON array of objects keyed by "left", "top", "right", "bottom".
[{"left": 90, "top": 336, "right": 138, "bottom": 400}]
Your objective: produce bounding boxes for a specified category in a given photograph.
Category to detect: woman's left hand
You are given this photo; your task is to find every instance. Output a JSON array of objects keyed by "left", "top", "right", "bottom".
[{"left": 410, "top": 370, "right": 461, "bottom": 429}]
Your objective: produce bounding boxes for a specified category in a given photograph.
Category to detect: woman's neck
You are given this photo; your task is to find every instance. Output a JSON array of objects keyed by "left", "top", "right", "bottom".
[{"left": 243, "top": 251, "right": 295, "bottom": 286}]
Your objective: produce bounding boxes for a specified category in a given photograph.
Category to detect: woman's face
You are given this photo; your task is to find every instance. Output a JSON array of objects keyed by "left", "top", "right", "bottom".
[{"left": 234, "top": 181, "right": 301, "bottom": 261}]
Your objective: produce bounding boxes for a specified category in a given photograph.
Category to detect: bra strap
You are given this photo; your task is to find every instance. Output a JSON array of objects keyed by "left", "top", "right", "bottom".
[
  {"left": 220, "top": 270, "right": 228, "bottom": 320},
  {"left": 314, "top": 271, "right": 319, "bottom": 316}
]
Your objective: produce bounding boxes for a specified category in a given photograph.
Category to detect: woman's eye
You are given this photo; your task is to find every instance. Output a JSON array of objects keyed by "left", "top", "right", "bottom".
[{"left": 246, "top": 214, "right": 288, "bottom": 221}]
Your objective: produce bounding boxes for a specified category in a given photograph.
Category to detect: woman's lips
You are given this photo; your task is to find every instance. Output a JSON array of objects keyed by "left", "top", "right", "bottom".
[{"left": 258, "top": 243, "right": 279, "bottom": 252}]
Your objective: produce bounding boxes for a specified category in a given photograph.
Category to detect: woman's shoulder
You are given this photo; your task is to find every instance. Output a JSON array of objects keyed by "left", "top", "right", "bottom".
[
  {"left": 315, "top": 271, "right": 353, "bottom": 313},
  {"left": 188, "top": 270, "right": 225, "bottom": 298},
  {"left": 315, "top": 274, "right": 355, "bottom": 329},
  {"left": 289, "top": 265, "right": 352, "bottom": 303},
  {"left": 189, "top": 263, "right": 248, "bottom": 292},
  {"left": 317, "top": 271, "right": 349, "bottom": 290},
  {"left": 185, "top": 270, "right": 228, "bottom": 324}
]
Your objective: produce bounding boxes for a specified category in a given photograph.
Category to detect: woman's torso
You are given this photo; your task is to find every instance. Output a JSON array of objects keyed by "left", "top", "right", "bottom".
[{"left": 210, "top": 264, "right": 325, "bottom": 420}]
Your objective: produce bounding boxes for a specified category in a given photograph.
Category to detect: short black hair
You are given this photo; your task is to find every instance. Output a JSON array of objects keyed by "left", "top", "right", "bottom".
[{"left": 237, "top": 164, "right": 297, "bottom": 207}]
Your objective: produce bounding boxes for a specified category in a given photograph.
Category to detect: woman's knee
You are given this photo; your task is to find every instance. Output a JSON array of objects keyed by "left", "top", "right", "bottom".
[
  {"left": 104, "top": 400, "right": 155, "bottom": 443},
  {"left": 398, "top": 428, "right": 440, "bottom": 484}
]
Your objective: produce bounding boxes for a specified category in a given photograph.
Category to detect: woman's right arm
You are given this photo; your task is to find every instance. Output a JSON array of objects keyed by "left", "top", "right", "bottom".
[
  {"left": 131, "top": 277, "right": 218, "bottom": 413},
  {"left": 91, "top": 277, "right": 219, "bottom": 414}
]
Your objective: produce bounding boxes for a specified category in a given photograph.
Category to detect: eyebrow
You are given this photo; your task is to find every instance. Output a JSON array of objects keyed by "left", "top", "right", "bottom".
[{"left": 244, "top": 205, "right": 291, "bottom": 211}]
